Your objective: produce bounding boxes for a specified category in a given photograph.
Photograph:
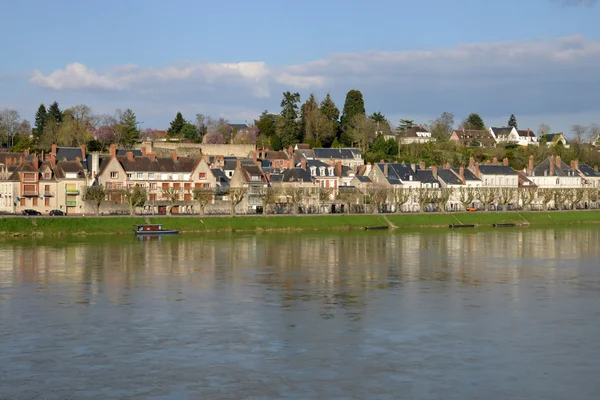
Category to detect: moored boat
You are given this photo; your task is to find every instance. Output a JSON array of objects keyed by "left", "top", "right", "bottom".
[{"left": 133, "top": 224, "right": 180, "bottom": 236}]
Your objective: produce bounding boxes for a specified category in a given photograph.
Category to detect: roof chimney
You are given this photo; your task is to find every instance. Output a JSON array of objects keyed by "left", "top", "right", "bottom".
[
  {"left": 459, "top": 166, "right": 465, "bottom": 184},
  {"left": 336, "top": 161, "right": 342, "bottom": 176},
  {"left": 80, "top": 144, "right": 86, "bottom": 159},
  {"left": 549, "top": 155, "right": 555, "bottom": 176},
  {"left": 432, "top": 165, "right": 438, "bottom": 179},
  {"left": 126, "top": 151, "right": 134, "bottom": 161},
  {"left": 141, "top": 145, "right": 147, "bottom": 156},
  {"left": 595, "top": 165, "right": 599, "bottom": 172},
  {"left": 419, "top": 161, "right": 425, "bottom": 170},
  {"left": 170, "top": 151, "right": 177, "bottom": 161},
  {"left": 301, "top": 159, "right": 307, "bottom": 170},
  {"left": 528, "top": 155, "right": 534, "bottom": 175},
  {"left": 503, "top": 157, "right": 508, "bottom": 166},
  {"left": 383, "top": 163, "right": 389, "bottom": 177},
  {"left": 148, "top": 152, "right": 156, "bottom": 161},
  {"left": 52, "top": 143, "right": 57, "bottom": 155},
  {"left": 33, "top": 155, "right": 39, "bottom": 170},
  {"left": 556, "top": 155, "right": 561, "bottom": 168},
  {"left": 475, "top": 163, "right": 480, "bottom": 178},
  {"left": 527, "top": 128, "right": 531, "bottom": 136},
  {"left": 109, "top": 144, "right": 117, "bottom": 158},
  {"left": 493, "top": 157, "right": 498, "bottom": 165}
]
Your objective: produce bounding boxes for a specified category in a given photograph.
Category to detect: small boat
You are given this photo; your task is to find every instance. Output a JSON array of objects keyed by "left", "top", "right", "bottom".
[
  {"left": 493, "top": 223, "right": 516, "bottom": 228},
  {"left": 449, "top": 224, "right": 475, "bottom": 228},
  {"left": 133, "top": 224, "right": 180, "bottom": 236},
  {"left": 365, "top": 226, "right": 389, "bottom": 230}
]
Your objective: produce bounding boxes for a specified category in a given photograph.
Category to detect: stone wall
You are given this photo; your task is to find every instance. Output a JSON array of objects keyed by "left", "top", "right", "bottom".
[{"left": 138, "top": 142, "right": 255, "bottom": 158}]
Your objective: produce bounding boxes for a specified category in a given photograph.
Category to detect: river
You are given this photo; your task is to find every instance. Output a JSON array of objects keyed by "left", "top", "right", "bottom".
[{"left": 1, "top": 228, "right": 600, "bottom": 399}]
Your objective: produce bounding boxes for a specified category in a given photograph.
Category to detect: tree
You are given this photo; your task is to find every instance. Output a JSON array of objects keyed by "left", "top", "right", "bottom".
[
  {"left": 202, "top": 131, "right": 226, "bottom": 144},
  {"left": 192, "top": 188, "right": 214, "bottom": 215},
  {"left": 284, "top": 187, "right": 305, "bottom": 214},
  {"left": 330, "top": 137, "right": 341, "bottom": 148},
  {"left": 95, "top": 125, "right": 118, "bottom": 147},
  {"left": 301, "top": 94, "right": 320, "bottom": 142},
  {"left": 40, "top": 119, "right": 60, "bottom": 150},
  {"left": 117, "top": 109, "right": 140, "bottom": 147},
  {"left": 459, "top": 186, "right": 476, "bottom": 211},
  {"left": 537, "top": 123, "right": 551, "bottom": 137},
  {"left": 277, "top": 91, "right": 301, "bottom": 147},
  {"left": 508, "top": 114, "right": 518, "bottom": 129},
  {"left": 317, "top": 187, "right": 333, "bottom": 212},
  {"left": 520, "top": 187, "right": 537, "bottom": 211},
  {"left": 122, "top": 185, "right": 147, "bottom": 216},
  {"left": 461, "top": 113, "right": 486, "bottom": 130},
  {"left": 392, "top": 188, "right": 411, "bottom": 213},
  {"left": 83, "top": 185, "right": 107, "bottom": 215},
  {"left": 571, "top": 124, "right": 587, "bottom": 143},
  {"left": 195, "top": 114, "right": 208, "bottom": 136},
  {"left": 340, "top": 90, "right": 365, "bottom": 132},
  {"left": 47, "top": 102, "right": 63, "bottom": 124},
  {"left": 477, "top": 187, "right": 498, "bottom": 211},
  {"left": 430, "top": 112, "right": 454, "bottom": 142},
  {"left": 343, "top": 114, "right": 377, "bottom": 152},
  {"left": 33, "top": 104, "right": 47, "bottom": 142},
  {"left": 270, "top": 134, "right": 283, "bottom": 151},
  {"left": 539, "top": 188, "right": 555, "bottom": 211},
  {"left": 369, "top": 112, "right": 387, "bottom": 124},
  {"left": 587, "top": 123, "right": 600, "bottom": 144},
  {"left": 498, "top": 187, "right": 517, "bottom": 210},
  {"left": 161, "top": 187, "right": 181, "bottom": 214},
  {"left": 0, "top": 109, "right": 21, "bottom": 147},
  {"left": 229, "top": 187, "right": 247, "bottom": 215},
  {"left": 260, "top": 187, "right": 280, "bottom": 214},
  {"left": 396, "top": 119, "right": 415, "bottom": 134},
  {"left": 320, "top": 93, "right": 341, "bottom": 143},
  {"left": 365, "top": 185, "right": 388, "bottom": 213},
  {"left": 233, "top": 128, "right": 258, "bottom": 145},
  {"left": 254, "top": 111, "right": 278, "bottom": 138},
  {"left": 168, "top": 112, "right": 186, "bottom": 137},
  {"left": 180, "top": 122, "right": 199, "bottom": 140}
]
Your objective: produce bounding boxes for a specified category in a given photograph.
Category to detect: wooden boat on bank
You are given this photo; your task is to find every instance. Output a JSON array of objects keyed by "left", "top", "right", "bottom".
[{"left": 133, "top": 224, "right": 180, "bottom": 236}]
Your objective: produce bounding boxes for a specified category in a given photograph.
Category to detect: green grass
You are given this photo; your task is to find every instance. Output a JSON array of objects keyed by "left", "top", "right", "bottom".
[{"left": 2, "top": 211, "right": 600, "bottom": 237}]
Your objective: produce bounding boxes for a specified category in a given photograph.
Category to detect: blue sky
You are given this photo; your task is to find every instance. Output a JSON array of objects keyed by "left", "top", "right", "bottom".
[{"left": 1, "top": 0, "right": 600, "bottom": 134}]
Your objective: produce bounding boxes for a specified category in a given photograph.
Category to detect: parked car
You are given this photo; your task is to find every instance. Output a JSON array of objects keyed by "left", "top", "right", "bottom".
[
  {"left": 22, "top": 209, "right": 41, "bottom": 216},
  {"left": 49, "top": 209, "right": 65, "bottom": 216}
]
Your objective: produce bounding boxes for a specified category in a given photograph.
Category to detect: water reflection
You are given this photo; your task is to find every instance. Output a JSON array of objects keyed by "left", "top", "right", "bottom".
[{"left": 1, "top": 228, "right": 600, "bottom": 399}]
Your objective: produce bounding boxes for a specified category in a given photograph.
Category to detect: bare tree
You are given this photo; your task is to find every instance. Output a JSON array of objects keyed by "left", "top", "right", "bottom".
[
  {"left": 202, "top": 132, "right": 226, "bottom": 144},
  {"left": 337, "top": 188, "right": 361, "bottom": 213},
  {"left": 588, "top": 123, "right": 600, "bottom": 144},
  {"left": 553, "top": 189, "right": 570, "bottom": 210},
  {"left": 122, "top": 185, "right": 147, "bottom": 216},
  {"left": 416, "top": 187, "right": 435, "bottom": 212},
  {"left": 586, "top": 188, "right": 599, "bottom": 209},
  {"left": 83, "top": 185, "right": 107, "bottom": 216},
  {"left": 435, "top": 188, "right": 452, "bottom": 212},
  {"left": 537, "top": 123, "right": 551, "bottom": 137},
  {"left": 192, "top": 188, "right": 214, "bottom": 215},
  {"left": 477, "top": 187, "right": 498, "bottom": 211},
  {"left": 0, "top": 108, "right": 21, "bottom": 146},
  {"left": 317, "top": 187, "right": 333, "bottom": 213},
  {"left": 571, "top": 124, "right": 587, "bottom": 143},
  {"left": 365, "top": 185, "right": 388, "bottom": 214},
  {"left": 229, "top": 187, "right": 247, "bottom": 215},
  {"left": 347, "top": 114, "right": 377, "bottom": 153},
  {"left": 498, "top": 187, "right": 517, "bottom": 210},
  {"left": 569, "top": 188, "right": 585, "bottom": 210},
  {"left": 539, "top": 188, "right": 555, "bottom": 211},
  {"left": 284, "top": 187, "right": 306, "bottom": 214},
  {"left": 392, "top": 187, "right": 411, "bottom": 213},
  {"left": 520, "top": 187, "right": 537, "bottom": 211},
  {"left": 161, "top": 187, "right": 182, "bottom": 215},
  {"left": 260, "top": 187, "right": 280, "bottom": 214},
  {"left": 459, "top": 186, "right": 476, "bottom": 211}
]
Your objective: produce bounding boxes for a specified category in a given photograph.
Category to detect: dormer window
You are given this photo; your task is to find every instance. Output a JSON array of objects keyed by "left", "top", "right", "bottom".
[
  {"left": 319, "top": 167, "right": 325, "bottom": 176},
  {"left": 310, "top": 167, "right": 316, "bottom": 176},
  {"left": 328, "top": 167, "right": 334, "bottom": 176}
]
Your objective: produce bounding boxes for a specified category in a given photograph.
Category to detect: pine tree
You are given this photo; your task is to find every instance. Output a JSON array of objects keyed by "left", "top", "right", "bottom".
[
  {"left": 462, "top": 113, "right": 486, "bottom": 131},
  {"left": 167, "top": 112, "right": 186, "bottom": 137},
  {"left": 340, "top": 89, "right": 365, "bottom": 131},
  {"left": 254, "top": 110, "right": 278, "bottom": 137},
  {"left": 33, "top": 104, "right": 47, "bottom": 141},
  {"left": 330, "top": 137, "right": 341, "bottom": 148},
  {"left": 47, "top": 101, "right": 63, "bottom": 124},
  {"left": 119, "top": 109, "right": 139, "bottom": 147},
  {"left": 276, "top": 91, "right": 301, "bottom": 148},
  {"left": 270, "top": 134, "right": 283, "bottom": 151},
  {"left": 508, "top": 114, "right": 517, "bottom": 129},
  {"left": 300, "top": 94, "right": 319, "bottom": 142},
  {"left": 320, "top": 93, "right": 340, "bottom": 122}
]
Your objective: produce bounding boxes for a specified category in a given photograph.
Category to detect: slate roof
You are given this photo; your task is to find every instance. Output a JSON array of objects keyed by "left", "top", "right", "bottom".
[
  {"left": 545, "top": 133, "right": 568, "bottom": 144},
  {"left": 295, "top": 144, "right": 310, "bottom": 150},
  {"left": 54, "top": 161, "right": 86, "bottom": 179},
  {"left": 451, "top": 168, "right": 481, "bottom": 181},
  {"left": 116, "top": 149, "right": 143, "bottom": 157},
  {"left": 478, "top": 165, "right": 518, "bottom": 175},
  {"left": 490, "top": 127, "right": 514, "bottom": 138},
  {"left": 578, "top": 164, "right": 600, "bottom": 177},
  {"left": 438, "top": 169, "right": 463, "bottom": 185},
  {"left": 404, "top": 126, "right": 431, "bottom": 138},
  {"left": 452, "top": 130, "right": 496, "bottom": 147},
  {"left": 376, "top": 163, "right": 417, "bottom": 185},
  {"left": 211, "top": 168, "right": 230, "bottom": 183},
  {"left": 313, "top": 148, "right": 362, "bottom": 160},
  {"left": 517, "top": 171, "right": 537, "bottom": 187},
  {"left": 416, "top": 170, "right": 439, "bottom": 184},
  {"left": 517, "top": 129, "right": 536, "bottom": 138},
  {"left": 531, "top": 157, "right": 576, "bottom": 177},
  {"left": 354, "top": 175, "right": 372, "bottom": 183},
  {"left": 281, "top": 168, "right": 313, "bottom": 183},
  {"left": 306, "top": 160, "right": 337, "bottom": 177},
  {"left": 229, "top": 124, "right": 249, "bottom": 131}
]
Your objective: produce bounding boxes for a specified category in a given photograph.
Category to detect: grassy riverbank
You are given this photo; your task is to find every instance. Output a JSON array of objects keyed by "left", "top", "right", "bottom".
[{"left": 2, "top": 211, "right": 600, "bottom": 237}]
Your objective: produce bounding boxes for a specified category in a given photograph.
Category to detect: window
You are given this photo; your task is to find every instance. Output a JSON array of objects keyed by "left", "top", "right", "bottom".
[
  {"left": 172, "top": 174, "right": 179, "bottom": 180},
  {"left": 137, "top": 173, "right": 143, "bottom": 180},
  {"left": 150, "top": 183, "right": 157, "bottom": 190},
  {"left": 110, "top": 172, "right": 118, "bottom": 179},
  {"left": 45, "top": 198, "right": 50, "bottom": 206},
  {"left": 127, "top": 173, "right": 132, "bottom": 180},
  {"left": 148, "top": 173, "right": 155, "bottom": 180},
  {"left": 199, "top": 172, "right": 207, "bottom": 180},
  {"left": 33, "top": 198, "right": 38, "bottom": 206}
]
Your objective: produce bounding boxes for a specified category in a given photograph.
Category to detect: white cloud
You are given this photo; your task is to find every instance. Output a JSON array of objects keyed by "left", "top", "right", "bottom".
[{"left": 27, "top": 36, "right": 600, "bottom": 129}]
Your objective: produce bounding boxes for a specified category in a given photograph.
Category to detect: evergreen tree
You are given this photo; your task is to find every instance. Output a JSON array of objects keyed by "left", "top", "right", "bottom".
[
  {"left": 47, "top": 101, "right": 63, "bottom": 124},
  {"left": 180, "top": 122, "right": 199, "bottom": 140},
  {"left": 33, "top": 104, "right": 47, "bottom": 141},
  {"left": 276, "top": 91, "right": 301, "bottom": 148},
  {"left": 254, "top": 110, "right": 278, "bottom": 137},
  {"left": 167, "top": 112, "right": 186, "bottom": 137},
  {"left": 462, "top": 113, "right": 486, "bottom": 130},
  {"left": 300, "top": 94, "right": 319, "bottom": 142},
  {"left": 508, "top": 114, "right": 517, "bottom": 129},
  {"left": 370, "top": 133, "right": 387, "bottom": 154},
  {"left": 119, "top": 109, "right": 139, "bottom": 147},
  {"left": 270, "top": 134, "right": 283, "bottom": 151},
  {"left": 340, "top": 89, "right": 365, "bottom": 131},
  {"left": 330, "top": 137, "right": 341, "bottom": 148},
  {"left": 369, "top": 112, "right": 386, "bottom": 124},
  {"left": 320, "top": 93, "right": 340, "bottom": 122}
]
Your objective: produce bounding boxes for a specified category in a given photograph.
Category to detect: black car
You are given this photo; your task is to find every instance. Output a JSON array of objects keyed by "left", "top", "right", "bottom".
[
  {"left": 49, "top": 209, "right": 65, "bottom": 216},
  {"left": 22, "top": 209, "right": 41, "bottom": 216}
]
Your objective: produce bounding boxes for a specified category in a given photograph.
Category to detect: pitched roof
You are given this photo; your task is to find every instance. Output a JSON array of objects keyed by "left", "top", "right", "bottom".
[
  {"left": 54, "top": 161, "right": 85, "bottom": 179},
  {"left": 531, "top": 156, "right": 576, "bottom": 177},
  {"left": 404, "top": 126, "right": 431, "bottom": 138},
  {"left": 354, "top": 175, "right": 372, "bottom": 183},
  {"left": 281, "top": 168, "right": 313, "bottom": 183},
  {"left": 490, "top": 127, "right": 514, "bottom": 138},
  {"left": 437, "top": 169, "right": 463, "bottom": 185},
  {"left": 376, "top": 163, "right": 417, "bottom": 185},
  {"left": 416, "top": 170, "right": 439, "bottom": 184},
  {"left": 478, "top": 165, "right": 518, "bottom": 175},
  {"left": 312, "top": 148, "right": 362, "bottom": 160},
  {"left": 229, "top": 123, "right": 249, "bottom": 131},
  {"left": 306, "top": 160, "right": 336, "bottom": 177},
  {"left": 210, "top": 168, "right": 230, "bottom": 183},
  {"left": 517, "top": 129, "right": 536, "bottom": 138},
  {"left": 517, "top": 171, "right": 537, "bottom": 187},
  {"left": 451, "top": 168, "right": 481, "bottom": 181},
  {"left": 295, "top": 144, "right": 310, "bottom": 150},
  {"left": 452, "top": 130, "right": 496, "bottom": 146},
  {"left": 116, "top": 149, "right": 143, "bottom": 157},
  {"left": 578, "top": 164, "right": 600, "bottom": 177},
  {"left": 545, "top": 133, "right": 568, "bottom": 144}
]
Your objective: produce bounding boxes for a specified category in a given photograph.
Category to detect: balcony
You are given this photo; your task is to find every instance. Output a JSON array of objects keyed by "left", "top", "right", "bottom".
[
  {"left": 65, "top": 189, "right": 80, "bottom": 195},
  {"left": 44, "top": 190, "right": 55, "bottom": 197},
  {"left": 22, "top": 190, "right": 39, "bottom": 197},
  {"left": 66, "top": 200, "right": 77, "bottom": 206}
]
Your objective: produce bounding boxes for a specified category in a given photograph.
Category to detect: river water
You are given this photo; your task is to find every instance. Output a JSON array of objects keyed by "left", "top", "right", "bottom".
[{"left": 1, "top": 228, "right": 600, "bottom": 399}]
